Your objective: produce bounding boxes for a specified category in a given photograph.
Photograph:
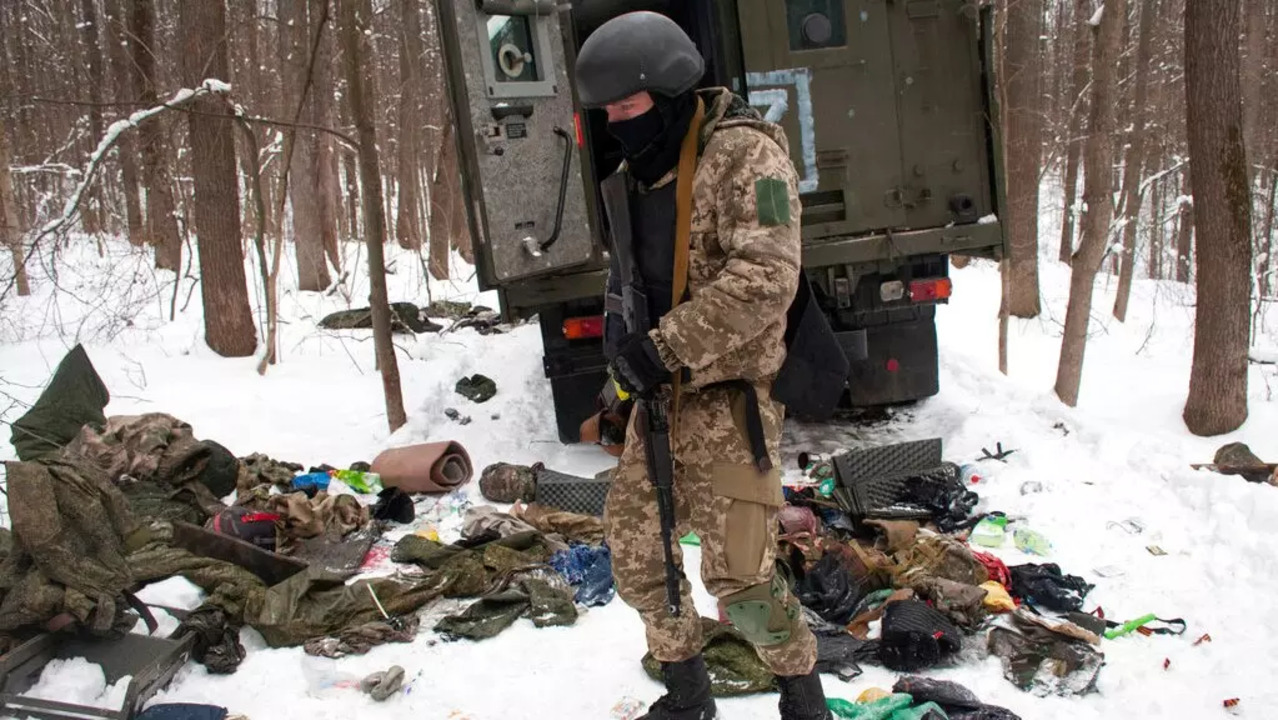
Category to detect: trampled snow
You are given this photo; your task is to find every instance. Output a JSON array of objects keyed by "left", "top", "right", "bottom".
[{"left": 1, "top": 212, "right": 1276, "bottom": 719}]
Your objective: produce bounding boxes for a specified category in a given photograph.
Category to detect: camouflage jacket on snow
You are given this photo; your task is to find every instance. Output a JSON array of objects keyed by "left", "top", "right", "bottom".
[{"left": 645, "top": 87, "right": 802, "bottom": 390}]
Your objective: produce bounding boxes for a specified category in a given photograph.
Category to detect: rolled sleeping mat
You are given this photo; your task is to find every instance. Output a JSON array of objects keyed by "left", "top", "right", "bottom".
[{"left": 371, "top": 441, "right": 473, "bottom": 493}]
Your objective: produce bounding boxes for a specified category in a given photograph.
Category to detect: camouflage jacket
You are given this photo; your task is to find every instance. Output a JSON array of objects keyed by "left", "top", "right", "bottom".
[{"left": 646, "top": 88, "right": 802, "bottom": 390}]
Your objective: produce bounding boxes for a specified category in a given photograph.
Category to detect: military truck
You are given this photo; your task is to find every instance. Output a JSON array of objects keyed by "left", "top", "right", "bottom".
[{"left": 433, "top": 0, "right": 1008, "bottom": 442}]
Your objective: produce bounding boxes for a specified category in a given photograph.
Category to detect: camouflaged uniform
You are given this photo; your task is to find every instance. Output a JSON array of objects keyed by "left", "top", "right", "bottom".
[{"left": 604, "top": 87, "right": 817, "bottom": 677}]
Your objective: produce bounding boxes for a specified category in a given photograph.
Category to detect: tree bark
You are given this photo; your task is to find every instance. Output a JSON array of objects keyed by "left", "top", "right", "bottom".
[
  {"left": 1000, "top": 0, "right": 1043, "bottom": 317},
  {"left": 428, "top": 114, "right": 457, "bottom": 278},
  {"left": 280, "top": 0, "right": 333, "bottom": 291},
  {"left": 312, "top": 0, "right": 342, "bottom": 273},
  {"left": 1242, "top": 0, "right": 1267, "bottom": 295},
  {"left": 1261, "top": 168, "right": 1276, "bottom": 298},
  {"left": 78, "top": 0, "right": 106, "bottom": 236},
  {"left": 1058, "top": 0, "right": 1091, "bottom": 265},
  {"left": 131, "top": 0, "right": 182, "bottom": 271},
  {"left": 179, "top": 0, "right": 258, "bottom": 358},
  {"left": 1182, "top": 0, "right": 1251, "bottom": 435},
  {"left": 394, "top": 0, "right": 424, "bottom": 251},
  {"left": 1176, "top": 169, "right": 1194, "bottom": 283},
  {"left": 0, "top": 115, "right": 29, "bottom": 297},
  {"left": 1113, "top": 0, "right": 1157, "bottom": 322},
  {"left": 105, "top": 0, "right": 144, "bottom": 246},
  {"left": 1149, "top": 167, "right": 1165, "bottom": 281},
  {"left": 340, "top": 0, "right": 407, "bottom": 432},
  {"left": 1054, "top": 0, "right": 1124, "bottom": 408}
]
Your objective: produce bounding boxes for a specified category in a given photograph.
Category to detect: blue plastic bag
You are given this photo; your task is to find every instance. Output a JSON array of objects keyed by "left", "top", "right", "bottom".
[{"left": 550, "top": 544, "right": 615, "bottom": 606}]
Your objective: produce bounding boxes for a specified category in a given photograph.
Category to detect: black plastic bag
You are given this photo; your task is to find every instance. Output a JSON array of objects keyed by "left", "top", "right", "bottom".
[
  {"left": 795, "top": 553, "right": 862, "bottom": 626},
  {"left": 1009, "top": 563, "right": 1094, "bottom": 612}
]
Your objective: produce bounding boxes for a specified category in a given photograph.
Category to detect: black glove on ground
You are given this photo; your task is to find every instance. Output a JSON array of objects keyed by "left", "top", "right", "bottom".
[{"left": 610, "top": 332, "right": 671, "bottom": 397}]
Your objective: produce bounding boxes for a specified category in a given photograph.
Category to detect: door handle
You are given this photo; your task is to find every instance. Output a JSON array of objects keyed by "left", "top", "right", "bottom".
[{"left": 523, "top": 126, "right": 574, "bottom": 257}]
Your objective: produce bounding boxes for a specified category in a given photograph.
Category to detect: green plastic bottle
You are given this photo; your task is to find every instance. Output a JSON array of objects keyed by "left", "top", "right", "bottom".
[
  {"left": 970, "top": 514, "right": 1008, "bottom": 548},
  {"left": 331, "top": 469, "right": 383, "bottom": 494}
]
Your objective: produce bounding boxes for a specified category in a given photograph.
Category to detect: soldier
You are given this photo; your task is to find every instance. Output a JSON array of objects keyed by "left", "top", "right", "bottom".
[{"left": 575, "top": 11, "right": 831, "bottom": 720}]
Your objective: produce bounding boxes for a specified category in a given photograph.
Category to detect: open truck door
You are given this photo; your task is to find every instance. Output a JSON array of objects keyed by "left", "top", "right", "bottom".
[{"left": 434, "top": 0, "right": 599, "bottom": 295}]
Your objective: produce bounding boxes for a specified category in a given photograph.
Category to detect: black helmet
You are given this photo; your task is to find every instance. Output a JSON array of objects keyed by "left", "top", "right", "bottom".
[{"left": 574, "top": 11, "right": 705, "bottom": 108}]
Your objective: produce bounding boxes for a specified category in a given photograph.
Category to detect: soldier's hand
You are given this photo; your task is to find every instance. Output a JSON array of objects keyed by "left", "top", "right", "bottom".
[{"left": 609, "top": 332, "right": 670, "bottom": 397}]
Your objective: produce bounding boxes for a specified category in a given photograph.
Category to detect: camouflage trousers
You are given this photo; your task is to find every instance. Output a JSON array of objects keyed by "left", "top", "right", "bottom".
[{"left": 604, "top": 381, "right": 817, "bottom": 677}]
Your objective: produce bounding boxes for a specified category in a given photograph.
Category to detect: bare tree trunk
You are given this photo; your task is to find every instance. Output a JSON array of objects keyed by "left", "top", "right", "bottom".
[
  {"left": 76, "top": 0, "right": 106, "bottom": 236},
  {"left": 312, "top": 0, "right": 342, "bottom": 274},
  {"left": 1058, "top": 0, "right": 1091, "bottom": 265},
  {"left": 340, "top": 0, "right": 407, "bottom": 432},
  {"left": 343, "top": 143, "right": 361, "bottom": 238},
  {"left": 280, "top": 0, "right": 333, "bottom": 291},
  {"left": 1261, "top": 167, "right": 1276, "bottom": 297},
  {"left": 428, "top": 114, "right": 457, "bottom": 278},
  {"left": 1182, "top": 0, "right": 1251, "bottom": 435},
  {"left": 1149, "top": 167, "right": 1165, "bottom": 280},
  {"left": 1000, "top": 0, "right": 1043, "bottom": 317},
  {"left": 0, "top": 119, "right": 29, "bottom": 297},
  {"left": 394, "top": 0, "right": 424, "bottom": 251},
  {"left": 1055, "top": 0, "right": 1124, "bottom": 408},
  {"left": 179, "top": 0, "right": 258, "bottom": 357},
  {"left": 1176, "top": 170, "right": 1194, "bottom": 283},
  {"left": 131, "top": 0, "right": 182, "bottom": 271},
  {"left": 1242, "top": 0, "right": 1267, "bottom": 295},
  {"left": 1113, "top": 0, "right": 1157, "bottom": 322},
  {"left": 105, "top": 0, "right": 144, "bottom": 246}
]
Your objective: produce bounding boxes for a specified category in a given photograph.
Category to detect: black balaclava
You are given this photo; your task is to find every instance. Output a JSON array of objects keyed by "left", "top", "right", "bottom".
[{"left": 607, "top": 91, "right": 697, "bottom": 186}]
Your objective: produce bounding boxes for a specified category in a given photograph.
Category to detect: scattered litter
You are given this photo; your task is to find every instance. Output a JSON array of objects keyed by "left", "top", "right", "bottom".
[
  {"left": 1019, "top": 480, "right": 1043, "bottom": 495},
  {"left": 444, "top": 408, "right": 473, "bottom": 425},
  {"left": 1093, "top": 565, "right": 1126, "bottom": 578},
  {"left": 455, "top": 374, "right": 498, "bottom": 403},
  {"left": 1108, "top": 518, "right": 1145, "bottom": 534},
  {"left": 360, "top": 665, "right": 406, "bottom": 702},
  {"left": 1163, "top": 658, "right": 1171, "bottom": 670},
  {"left": 610, "top": 697, "right": 647, "bottom": 719},
  {"left": 1013, "top": 526, "right": 1052, "bottom": 556},
  {"left": 971, "top": 513, "right": 1008, "bottom": 547},
  {"left": 1194, "top": 633, "right": 1213, "bottom": 646},
  {"left": 1147, "top": 545, "right": 1167, "bottom": 556},
  {"left": 979, "top": 441, "right": 1016, "bottom": 462}
]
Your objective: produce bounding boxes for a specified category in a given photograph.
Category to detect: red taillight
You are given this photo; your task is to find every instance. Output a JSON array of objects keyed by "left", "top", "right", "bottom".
[
  {"left": 909, "top": 277, "right": 953, "bottom": 302},
  {"left": 563, "top": 315, "right": 604, "bottom": 340},
  {"left": 573, "top": 112, "right": 584, "bottom": 147}
]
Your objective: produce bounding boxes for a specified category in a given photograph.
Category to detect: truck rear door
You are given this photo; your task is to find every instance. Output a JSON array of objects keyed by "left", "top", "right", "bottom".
[
  {"left": 433, "top": 0, "right": 598, "bottom": 289},
  {"left": 734, "top": 0, "right": 999, "bottom": 241}
]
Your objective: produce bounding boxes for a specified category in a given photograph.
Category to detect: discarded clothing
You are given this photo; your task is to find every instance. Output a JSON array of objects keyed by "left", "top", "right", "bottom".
[
  {"left": 435, "top": 569, "right": 577, "bottom": 640},
  {"left": 1008, "top": 563, "right": 1093, "bottom": 612},
  {"left": 238, "top": 452, "right": 303, "bottom": 493},
  {"left": 512, "top": 502, "right": 606, "bottom": 546},
  {"left": 240, "top": 490, "right": 369, "bottom": 548},
  {"left": 0, "top": 454, "right": 145, "bottom": 636},
  {"left": 892, "top": 533, "right": 987, "bottom": 589},
  {"left": 372, "top": 441, "right": 473, "bottom": 494},
  {"left": 971, "top": 550, "right": 1011, "bottom": 589},
  {"left": 478, "top": 462, "right": 538, "bottom": 503},
  {"left": 448, "top": 307, "right": 504, "bottom": 335},
  {"left": 987, "top": 609, "right": 1103, "bottom": 696},
  {"left": 455, "top": 374, "right": 497, "bottom": 403},
  {"left": 175, "top": 605, "right": 245, "bottom": 674},
  {"left": 898, "top": 463, "right": 980, "bottom": 533},
  {"left": 795, "top": 552, "right": 862, "bottom": 626},
  {"left": 848, "top": 588, "right": 915, "bottom": 640},
  {"left": 643, "top": 617, "right": 776, "bottom": 696},
  {"left": 549, "top": 544, "right": 615, "bottom": 606},
  {"left": 877, "top": 599, "right": 962, "bottom": 672},
  {"left": 319, "top": 302, "right": 442, "bottom": 334},
  {"left": 303, "top": 616, "right": 420, "bottom": 658},
  {"left": 207, "top": 506, "right": 280, "bottom": 551},
  {"left": 909, "top": 576, "right": 988, "bottom": 630},
  {"left": 864, "top": 519, "right": 920, "bottom": 555},
  {"left": 70, "top": 413, "right": 232, "bottom": 497},
  {"left": 804, "top": 608, "right": 877, "bottom": 679},
  {"left": 892, "top": 677, "right": 1021, "bottom": 720},
  {"left": 9, "top": 344, "right": 109, "bottom": 462},
  {"left": 371, "top": 487, "right": 415, "bottom": 523},
  {"left": 981, "top": 581, "right": 1015, "bottom": 612},
  {"left": 360, "top": 665, "right": 407, "bottom": 701}
]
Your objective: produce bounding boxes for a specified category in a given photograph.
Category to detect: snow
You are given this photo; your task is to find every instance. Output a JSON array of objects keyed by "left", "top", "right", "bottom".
[
  {"left": 2, "top": 188, "right": 1277, "bottom": 718},
  {"left": 1089, "top": 4, "right": 1105, "bottom": 26},
  {"left": 978, "top": 213, "right": 998, "bottom": 225},
  {"left": 9, "top": 657, "right": 132, "bottom": 714}
]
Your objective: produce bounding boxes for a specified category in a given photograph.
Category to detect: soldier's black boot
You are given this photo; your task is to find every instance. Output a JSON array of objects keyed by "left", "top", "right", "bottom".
[
  {"left": 777, "top": 670, "right": 832, "bottom": 720},
  {"left": 639, "top": 654, "right": 717, "bottom": 720}
]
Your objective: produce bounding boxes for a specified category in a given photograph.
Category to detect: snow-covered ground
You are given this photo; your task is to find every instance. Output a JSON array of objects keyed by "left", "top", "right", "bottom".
[{"left": 2, "top": 216, "right": 1277, "bottom": 718}]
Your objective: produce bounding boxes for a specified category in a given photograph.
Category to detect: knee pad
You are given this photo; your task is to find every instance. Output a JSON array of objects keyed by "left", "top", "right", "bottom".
[{"left": 721, "top": 574, "right": 800, "bottom": 647}]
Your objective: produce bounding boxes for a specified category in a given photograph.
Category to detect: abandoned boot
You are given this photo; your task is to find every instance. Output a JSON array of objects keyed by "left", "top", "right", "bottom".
[
  {"left": 778, "top": 670, "right": 832, "bottom": 720},
  {"left": 639, "top": 654, "right": 717, "bottom": 720}
]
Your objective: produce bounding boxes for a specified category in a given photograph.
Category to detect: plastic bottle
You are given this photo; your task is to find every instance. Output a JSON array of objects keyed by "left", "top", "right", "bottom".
[
  {"left": 959, "top": 464, "right": 983, "bottom": 485},
  {"left": 1013, "top": 526, "right": 1053, "bottom": 556}
]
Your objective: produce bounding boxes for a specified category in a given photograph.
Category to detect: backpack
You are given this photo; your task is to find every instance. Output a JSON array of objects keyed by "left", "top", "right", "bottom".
[{"left": 772, "top": 273, "right": 852, "bottom": 420}]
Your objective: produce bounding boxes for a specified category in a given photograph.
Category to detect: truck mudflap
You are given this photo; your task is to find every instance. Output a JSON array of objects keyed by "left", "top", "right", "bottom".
[{"left": 846, "top": 310, "right": 939, "bottom": 407}]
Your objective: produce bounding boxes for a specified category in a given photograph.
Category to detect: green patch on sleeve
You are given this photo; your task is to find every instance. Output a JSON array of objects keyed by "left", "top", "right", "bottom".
[{"left": 754, "top": 176, "right": 791, "bottom": 227}]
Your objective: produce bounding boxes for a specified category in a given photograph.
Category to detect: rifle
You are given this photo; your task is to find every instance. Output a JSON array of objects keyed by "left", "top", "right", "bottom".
[{"left": 600, "top": 170, "right": 684, "bottom": 617}]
